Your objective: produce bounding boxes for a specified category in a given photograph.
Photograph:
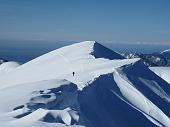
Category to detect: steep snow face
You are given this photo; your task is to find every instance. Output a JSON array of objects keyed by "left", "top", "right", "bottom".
[
  {"left": 117, "top": 60, "right": 170, "bottom": 110},
  {"left": 0, "top": 41, "right": 127, "bottom": 90},
  {"left": 89, "top": 41, "right": 124, "bottom": 59},
  {"left": 115, "top": 60, "right": 170, "bottom": 126},
  {"left": 150, "top": 67, "right": 170, "bottom": 84},
  {"left": 0, "top": 62, "right": 20, "bottom": 76},
  {"left": 79, "top": 71, "right": 170, "bottom": 127}
]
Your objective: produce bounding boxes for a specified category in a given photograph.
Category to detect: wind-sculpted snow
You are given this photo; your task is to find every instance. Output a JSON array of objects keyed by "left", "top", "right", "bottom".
[
  {"left": 13, "top": 82, "right": 80, "bottom": 126},
  {"left": 117, "top": 60, "right": 170, "bottom": 117},
  {"left": 0, "top": 79, "right": 81, "bottom": 127},
  {"left": 79, "top": 74, "right": 160, "bottom": 127},
  {"left": 0, "top": 41, "right": 169, "bottom": 127},
  {"left": 0, "top": 73, "right": 169, "bottom": 127}
]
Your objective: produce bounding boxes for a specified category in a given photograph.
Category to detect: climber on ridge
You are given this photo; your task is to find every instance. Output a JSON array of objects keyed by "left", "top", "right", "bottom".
[{"left": 72, "top": 72, "right": 75, "bottom": 76}]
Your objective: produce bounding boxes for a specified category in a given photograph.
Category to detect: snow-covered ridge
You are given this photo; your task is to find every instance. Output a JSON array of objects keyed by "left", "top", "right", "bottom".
[
  {"left": 0, "top": 41, "right": 169, "bottom": 127},
  {"left": 0, "top": 41, "right": 127, "bottom": 90}
]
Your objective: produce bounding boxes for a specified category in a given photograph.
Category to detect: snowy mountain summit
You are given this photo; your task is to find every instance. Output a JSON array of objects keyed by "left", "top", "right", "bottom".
[{"left": 0, "top": 41, "right": 169, "bottom": 127}]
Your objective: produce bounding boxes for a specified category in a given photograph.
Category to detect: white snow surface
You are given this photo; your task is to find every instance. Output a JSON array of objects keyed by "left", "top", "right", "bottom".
[
  {"left": 150, "top": 67, "right": 170, "bottom": 84},
  {"left": 0, "top": 41, "right": 127, "bottom": 90},
  {"left": 0, "top": 41, "right": 169, "bottom": 127},
  {"left": 113, "top": 70, "right": 170, "bottom": 127},
  {"left": 0, "top": 62, "right": 20, "bottom": 76}
]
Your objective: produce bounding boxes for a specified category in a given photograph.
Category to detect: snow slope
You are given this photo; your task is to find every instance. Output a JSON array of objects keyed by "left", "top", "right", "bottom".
[
  {"left": 0, "top": 41, "right": 169, "bottom": 127},
  {"left": 150, "top": 67, "right": 170, "bottom": 84},
  {"left": 0, "top": 41, "right": 125, "bottom": 90}
]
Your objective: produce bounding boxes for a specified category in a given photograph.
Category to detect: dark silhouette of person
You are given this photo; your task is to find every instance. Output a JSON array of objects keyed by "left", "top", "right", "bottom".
[{"left": 72, "top": 72, "right": 75, "bottom": 76}]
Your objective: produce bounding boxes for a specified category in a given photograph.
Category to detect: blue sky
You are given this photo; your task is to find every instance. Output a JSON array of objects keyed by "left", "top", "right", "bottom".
[{"left": 0, "top": 0, "right": 170, "bottom": 44}]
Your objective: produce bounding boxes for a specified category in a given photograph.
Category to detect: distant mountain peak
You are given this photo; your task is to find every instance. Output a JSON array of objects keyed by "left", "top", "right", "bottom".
[
  {"left": 161, "top": 49, "right": 170, "bottom": 59},
  {"left": 161, "top": 49, "right": 170, "bottom": 54}
]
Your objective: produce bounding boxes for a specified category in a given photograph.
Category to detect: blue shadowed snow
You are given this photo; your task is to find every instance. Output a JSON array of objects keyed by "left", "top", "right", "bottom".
[
  {"left": 78, "top": 74, "right": 159, "bottom": 127},
  {"left": 118, "top": 60, "right": 170, "bottom": 117},
  {"left": 91, "top": 42, "right": 124, "bottom": 60},
  {"left": 12, "top": 74, "right": 161, "bottom": 127}
]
